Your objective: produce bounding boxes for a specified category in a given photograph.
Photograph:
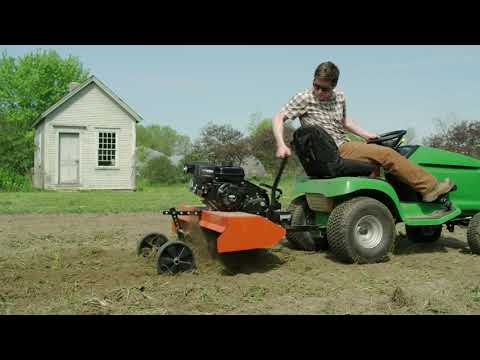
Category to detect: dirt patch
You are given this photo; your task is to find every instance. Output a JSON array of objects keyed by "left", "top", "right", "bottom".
[{"left": 1, "top": 214, "right": 480, "bottom": 314}]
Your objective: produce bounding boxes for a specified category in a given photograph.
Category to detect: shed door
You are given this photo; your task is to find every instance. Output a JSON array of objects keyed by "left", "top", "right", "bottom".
[{"left": 59, "top": 133, "right": 79, "bottom": 184}]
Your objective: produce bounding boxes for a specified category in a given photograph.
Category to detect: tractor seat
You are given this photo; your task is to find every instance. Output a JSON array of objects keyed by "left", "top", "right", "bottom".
[{"left": 291, "top": 126, "right": 376, "bottom": 179}]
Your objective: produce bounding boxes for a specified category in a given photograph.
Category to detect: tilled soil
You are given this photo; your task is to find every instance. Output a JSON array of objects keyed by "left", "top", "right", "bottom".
[{"left": 1, "top": 213, "right": 479, "bottom": 314}]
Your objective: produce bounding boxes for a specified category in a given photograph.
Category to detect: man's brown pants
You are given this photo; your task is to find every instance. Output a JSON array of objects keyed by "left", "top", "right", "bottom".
[{"left": 339, "top": 141, "right": 437, "bottom": 194}]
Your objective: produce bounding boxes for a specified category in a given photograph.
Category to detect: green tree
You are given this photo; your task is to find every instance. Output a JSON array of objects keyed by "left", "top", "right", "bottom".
[
  {"left": 136, "top": 124, "right": 191, "bottom": 156},
  {"left": 0, "top": 49, "right": 89, "bottom": 175},
  {"left": 247, "top": 111, "right": 265, "bottom": 134},
  {"left": 247, "top": 117, "right": 303, "bottom": 176},
  {"left": 0, "top": 112, "right": 35, "bottom": 174},
  {"left": 182, "top": 142, "right": 207, "bottom": 164},
  {"left": 0, "top": 49, "right": 89, "bottom": 127},
  {"left": 136, "top": 125, "right": 153, "bottom": 149},
  {"left": 140, "top": 154, "right": 180, "bottom": 184},
  {"left": 0, "top": 111, "right": 35, "bottom": 191}
]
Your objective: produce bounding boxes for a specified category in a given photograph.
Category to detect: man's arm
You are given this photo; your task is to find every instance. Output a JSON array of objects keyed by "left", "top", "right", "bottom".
[
  {"left": 272, "top": 111, "right": 292, "bottom": 158},
  {"left": 343, "top": 117, "right": 379, "bottom": 140}
]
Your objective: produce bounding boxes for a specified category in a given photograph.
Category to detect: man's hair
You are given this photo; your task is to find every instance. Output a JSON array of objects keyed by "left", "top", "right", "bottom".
[{"left": 314, "top": 61, "right": 340, "bottom": 87}]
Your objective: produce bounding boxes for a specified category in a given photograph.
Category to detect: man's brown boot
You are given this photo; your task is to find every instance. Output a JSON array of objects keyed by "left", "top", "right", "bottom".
[{"left": 422, "top": 178, "right": 455, "bottom": 202}]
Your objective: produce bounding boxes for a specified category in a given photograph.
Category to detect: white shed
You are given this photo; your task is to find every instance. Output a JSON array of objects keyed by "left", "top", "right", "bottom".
[{"left": 32, "top": 75, "right": 143, "bottom": 190}]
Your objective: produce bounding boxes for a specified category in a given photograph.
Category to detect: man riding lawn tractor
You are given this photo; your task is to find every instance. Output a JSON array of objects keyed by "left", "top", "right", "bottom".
[
  {"left": 273, "top": 61, "right": 455, "bottom": 204},
  {"left": 270, "top": 61, "right": 480, "bottom": 263}
]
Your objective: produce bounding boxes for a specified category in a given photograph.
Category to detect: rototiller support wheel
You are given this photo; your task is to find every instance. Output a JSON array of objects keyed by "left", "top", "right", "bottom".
[{"left": 136, "top": 208, "right": 200, "bottom": 274}]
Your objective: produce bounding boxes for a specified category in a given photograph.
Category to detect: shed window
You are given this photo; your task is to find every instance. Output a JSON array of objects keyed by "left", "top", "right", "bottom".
[{"left": 98, "top": 131, "right": 116, "bottom": 166}]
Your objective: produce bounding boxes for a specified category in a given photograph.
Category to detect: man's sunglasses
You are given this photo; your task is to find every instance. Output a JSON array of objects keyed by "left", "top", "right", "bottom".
[{"left": 313, "top": 83, "right": 333, "bottom": 92}]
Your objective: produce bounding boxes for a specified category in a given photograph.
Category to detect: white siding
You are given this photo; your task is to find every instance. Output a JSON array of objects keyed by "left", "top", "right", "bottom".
[
  {"left": 42, "top": 83, "right": 136, "bottom": 190},
  {"left": 32, "top": 123, "right": 44, "bottom": 188}
]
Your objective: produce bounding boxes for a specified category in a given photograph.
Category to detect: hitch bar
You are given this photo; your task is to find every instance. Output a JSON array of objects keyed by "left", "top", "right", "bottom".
[
  {"left": 163, "top": 207, "right": 202, "bottom": 240},
  {"left": 283, "top": 224, "right": 325, "bottom": 232}
]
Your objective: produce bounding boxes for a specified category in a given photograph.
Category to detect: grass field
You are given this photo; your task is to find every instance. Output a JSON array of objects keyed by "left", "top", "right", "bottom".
[
  {"left": 2, "top": 176, "right": 480, "bottom": 314},
  {"left": 0, "top": 177, "right": 297, "bottom": 214},
  {"left": 1, "top": 212, "right": 479, "bottom": 314}
]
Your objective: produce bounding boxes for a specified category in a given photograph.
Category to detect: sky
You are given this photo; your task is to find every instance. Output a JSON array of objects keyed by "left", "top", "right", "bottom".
[{"left": 2, "top": 45, "right": 480, "bottom": 143}]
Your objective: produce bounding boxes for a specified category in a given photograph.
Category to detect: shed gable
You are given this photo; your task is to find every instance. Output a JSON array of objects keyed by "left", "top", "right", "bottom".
[{"left": 45, "top": 82, "right": 137, "bottom": 128}]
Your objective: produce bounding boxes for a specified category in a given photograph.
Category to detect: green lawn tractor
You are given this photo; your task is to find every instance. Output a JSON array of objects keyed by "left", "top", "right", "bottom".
[{"left": 286, "top": 129, "right": 480, "bottom": 263}]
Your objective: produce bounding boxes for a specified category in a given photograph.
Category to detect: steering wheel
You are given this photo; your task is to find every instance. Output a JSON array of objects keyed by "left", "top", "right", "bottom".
[{"left": 366, "top": 130, "right": 407, "bottom": 150}]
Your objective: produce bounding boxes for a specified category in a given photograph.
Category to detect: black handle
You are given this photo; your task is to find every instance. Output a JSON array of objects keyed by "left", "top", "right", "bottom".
[
  {"left": 259, "top": 183, "right": 283, "bottom": 196},
  {"left": 272, "top": 157, "right": 288, "bottom": 192},
  {"left": 268, "top": 157, "right": 288, "bottom": 212}
]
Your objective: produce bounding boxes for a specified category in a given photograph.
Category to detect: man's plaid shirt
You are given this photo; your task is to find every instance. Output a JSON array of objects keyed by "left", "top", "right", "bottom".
[{"left": 280, "top": 88, "right": 349, "bottom": 147}]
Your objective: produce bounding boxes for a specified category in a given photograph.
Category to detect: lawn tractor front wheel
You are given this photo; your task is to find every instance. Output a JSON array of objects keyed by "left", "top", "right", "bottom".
[
  {"left": 136, "top": 233, "right": 169, "bottom": 257},
  {"left": 405, "top": 225, "right": 442, "bottom": 243},
  {"left": 467, "top": 212, "right": 480, "bottom": 254},
  {"left": 155, "top": 241, "right": 196, "bottom": 274},
  {"left": 286, "top": 197, "right": 328, "bottom": 251},
  {"left": 327, "top": 197, "right": 396, "bottom": 264}
]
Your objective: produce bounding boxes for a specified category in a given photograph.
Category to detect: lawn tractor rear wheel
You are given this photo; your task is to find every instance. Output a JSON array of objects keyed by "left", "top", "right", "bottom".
[
  {"left": 405, "top": 225, "right": 442, "bottom": 243},
  {"left": 327, "top": 197, "right": 396, "bottom": 264},
  {"left": 155, "top": 241, "right": 196, "bottom": 274},
  {"left": 136, "top": 233, "right": 169, "bottom": 257},
  {"left": 286, "top": 197, "right": 328, "bottom": 251},
  {"left": 467, "top": 213, "right": 480, "bottom": 254}
]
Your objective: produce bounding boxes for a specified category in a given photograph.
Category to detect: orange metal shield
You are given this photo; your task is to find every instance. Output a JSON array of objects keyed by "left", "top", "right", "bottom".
[{"left": 174, "top": 205, "right": 286, "bottom": 253}]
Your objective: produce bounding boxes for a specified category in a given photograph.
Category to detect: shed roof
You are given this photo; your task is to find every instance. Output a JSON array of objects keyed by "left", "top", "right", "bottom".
[{"left": 32, "top": 75, "right": 143, "bottom": 128}]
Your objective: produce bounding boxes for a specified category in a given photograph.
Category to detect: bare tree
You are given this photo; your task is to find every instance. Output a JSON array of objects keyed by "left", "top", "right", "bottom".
[
  {"left": 423, "top": 116, "right": 480, "bottom": 158},
  {"left": 404, "top": 127, "right": 416, "bottom": 145},
  {"left": 190, "top": 122, "right": 251, "bottom": 166}
]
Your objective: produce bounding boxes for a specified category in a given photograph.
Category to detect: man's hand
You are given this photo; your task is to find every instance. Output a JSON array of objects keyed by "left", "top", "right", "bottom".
[
  {"left": 364, "top": 132, "right": 379, "bottom": 141},
  {"left": 276, "top": 144, "right": 292, "bottom": 158},
  {"left": 343, "top": 118, "right": 379, "bottom": 142}
]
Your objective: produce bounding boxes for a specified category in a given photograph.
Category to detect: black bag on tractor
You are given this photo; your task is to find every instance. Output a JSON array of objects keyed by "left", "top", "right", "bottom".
[{"left": 291, "top": 126, "right": 375, "bottom": 178}]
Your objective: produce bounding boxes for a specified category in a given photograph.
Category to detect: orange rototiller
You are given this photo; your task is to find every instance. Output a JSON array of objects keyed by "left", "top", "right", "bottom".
[{"left": 136, "top": 157, "right": 317, "bottom": 274}]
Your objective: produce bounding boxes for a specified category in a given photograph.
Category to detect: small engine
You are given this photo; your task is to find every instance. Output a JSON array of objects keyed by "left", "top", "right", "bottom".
[{"left": 184, "top": 162, "right": 270, "bottom": 215}]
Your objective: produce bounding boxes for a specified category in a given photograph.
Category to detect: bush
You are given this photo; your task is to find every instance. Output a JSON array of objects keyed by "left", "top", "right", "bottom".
[
  {"left": 175, "top": 162, "right": 193, "bottom": 184},
  {"left": 0, "top": 168, "right": 33, "bottom": 192},
  {"left": 140, "top": 155, "right": 183, "bottom": 184},
  {"left": 135, "top": 176, "right": 148, "bottom": 191}
]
